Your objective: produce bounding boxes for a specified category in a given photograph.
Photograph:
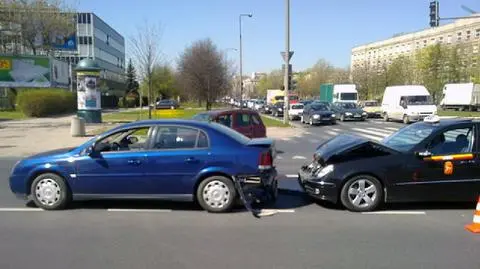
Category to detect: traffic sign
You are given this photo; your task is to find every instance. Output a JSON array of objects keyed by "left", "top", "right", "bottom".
[{"left": 281, "top": 51, "right": 294, "bottom": 62}]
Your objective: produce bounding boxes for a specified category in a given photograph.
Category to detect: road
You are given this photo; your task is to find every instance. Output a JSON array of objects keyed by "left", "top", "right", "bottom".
[{"left": 0, "top": 119, "right": 478, "bottom": 269}]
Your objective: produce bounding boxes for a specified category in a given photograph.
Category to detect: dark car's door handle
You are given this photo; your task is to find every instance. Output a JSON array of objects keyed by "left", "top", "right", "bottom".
[{"left": 127, "top": 159, "right": 142, "bottom": 165}]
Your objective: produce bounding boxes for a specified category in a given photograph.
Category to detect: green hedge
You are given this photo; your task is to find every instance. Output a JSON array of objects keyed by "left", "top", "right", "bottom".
[{"left": 17, "top": 89, "right": 76, "bottom": 117}]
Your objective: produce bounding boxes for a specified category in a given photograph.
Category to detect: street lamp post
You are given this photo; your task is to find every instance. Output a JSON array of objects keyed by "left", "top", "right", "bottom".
[
  {"left": 239, "top": 13, "right": 252, "bottom": 106},
  {"left": 283, "top": 0, "right": 290, "bottom": 124}
]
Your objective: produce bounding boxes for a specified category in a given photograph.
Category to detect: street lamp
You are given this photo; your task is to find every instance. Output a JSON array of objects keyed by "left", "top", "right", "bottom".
[{"left": 239, "top": 13, "right": 252, "bottom": 106}]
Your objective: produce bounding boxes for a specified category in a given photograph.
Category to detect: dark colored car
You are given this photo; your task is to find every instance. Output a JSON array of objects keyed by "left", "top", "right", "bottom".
[
  {"left": 9, "top": 120, "right": 278, "bottom": 213},
  {"left": 298, "top": 117, "right": 479, "bottom": 212},
  {"left": 331, "top": 102, "right": 367, "bottom": 121},
  {"left": 301, "top": 100, "right": 314, "bottom": 106},
  {"left": 301, "top": 103, "right": 336, "bottom": 125},
  {"left": 263, "top": 104, "right": 273, "bottom": 114},
  {"left": 192, "top": 109, "right": 266, "bottom": 138},
  {"left": 271, "top": 102, "right": 284, "bottom": 117},
  {"left": 155, "top": 99, "right": 179, "bottom": 109}
]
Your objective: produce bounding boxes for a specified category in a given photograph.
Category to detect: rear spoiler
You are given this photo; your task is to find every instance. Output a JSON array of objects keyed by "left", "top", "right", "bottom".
[{"left": 246, "top": 138, "right": 277, "bottom": 160}]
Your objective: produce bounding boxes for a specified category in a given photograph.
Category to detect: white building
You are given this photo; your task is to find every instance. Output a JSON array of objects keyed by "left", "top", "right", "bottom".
[{"left": 351, "top": 16, "right": 480, "bottom": 73}]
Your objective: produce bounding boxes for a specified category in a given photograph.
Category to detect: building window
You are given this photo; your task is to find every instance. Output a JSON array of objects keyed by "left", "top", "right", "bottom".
[
  {"left": 439, "top": 36, "right": 444, "bottom": 43},
  {"left": 88, "top": 37, "right": 92, "bottom": 45},
  {"left": 457, "top": 32, "right": 462, "bottom": 41},
  {"left": 467, "top": 30, "right": 471, "bottom": 40},
  {"left": 86, "top": 13, "right": 91, "bottom": 24},
  {"left": 474, "top": 46, "right": 479, "bottom": 54}
]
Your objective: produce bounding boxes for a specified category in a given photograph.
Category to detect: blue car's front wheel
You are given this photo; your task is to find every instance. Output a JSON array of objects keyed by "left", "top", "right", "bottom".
[
  {"left": 31, "top": 173, "right": 71, "bottom": 210},
  {"left": 197, "top": 176, "right": 236, "bottom": 213}
]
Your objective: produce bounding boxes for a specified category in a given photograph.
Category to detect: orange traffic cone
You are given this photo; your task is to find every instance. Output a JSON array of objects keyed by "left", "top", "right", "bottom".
[{"left": 465, "top": 196, "right": 480, "bottom": 233}]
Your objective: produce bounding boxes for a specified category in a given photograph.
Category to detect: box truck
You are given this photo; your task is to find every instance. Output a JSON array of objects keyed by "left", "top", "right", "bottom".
[
  {"left": 382, "top": 85, "right": 437, "bottom": 124},
  {"left": 440, "top": 83, "right": 480, "bottom": 111}
]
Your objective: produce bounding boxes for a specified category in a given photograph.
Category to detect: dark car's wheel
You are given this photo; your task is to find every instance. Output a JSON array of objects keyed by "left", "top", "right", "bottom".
[
  {"left": 31, "top": 173, "right": 71, "bottom": 210},
  {"left": 340, "top": 175, "right": 383, "bottom": 212},
  {"left": 197, "top": 175, "right": 236, "bottom": 213}
]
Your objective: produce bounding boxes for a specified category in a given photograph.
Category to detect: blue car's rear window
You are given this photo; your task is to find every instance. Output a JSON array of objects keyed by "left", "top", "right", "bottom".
[{"left": 208, "top": 122, "right": 251, "bottom": 144}]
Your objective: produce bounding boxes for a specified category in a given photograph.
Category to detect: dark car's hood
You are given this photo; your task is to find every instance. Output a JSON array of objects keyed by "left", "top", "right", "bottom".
[
  {"left": 342, "top": 108, "right": 364, "bottom": 113},
  {"left": 314, "top": 134, "right": 367, "bottom": 163},
  {"left": 25, "top": 147, "right": 76, "bottom": 160}
]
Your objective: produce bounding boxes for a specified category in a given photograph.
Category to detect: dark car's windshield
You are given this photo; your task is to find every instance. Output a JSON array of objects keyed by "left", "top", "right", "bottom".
[
  {"left": 382, "top": 123, "right": 436, "bottom": 152},
  {"left": 311, "top": 104, "right": 328, "bottom": 111},
  {"left": 338, "top": 103, "right": 357, "bottom": 109},
  {"left": 209, "top": 122, "right": 251, "bottom": 144}
]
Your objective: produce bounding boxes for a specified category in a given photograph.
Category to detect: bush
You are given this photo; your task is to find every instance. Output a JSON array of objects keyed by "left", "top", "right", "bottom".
[
  {"left": 17, "top": 89, "right": 76, "bottom": 117},
  {"left": 118, "top": 97, "right": 125, "bottom": 108}
]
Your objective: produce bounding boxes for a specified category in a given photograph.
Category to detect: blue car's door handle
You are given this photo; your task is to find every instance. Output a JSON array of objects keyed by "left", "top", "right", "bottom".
[
  {"left": 185, "top": 157, "right": 197, "bottom": 163},
  {"left": 127, "top": 159, "right": 142, "bottom": 165}
]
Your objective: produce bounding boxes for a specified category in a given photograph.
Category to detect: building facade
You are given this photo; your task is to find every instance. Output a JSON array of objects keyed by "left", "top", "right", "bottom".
[
  {"left": 56, "top": 13, "right": 125, "bottom": 96},
  {"left": 351, "top": 16, "right": 480, "bottom": 73}
]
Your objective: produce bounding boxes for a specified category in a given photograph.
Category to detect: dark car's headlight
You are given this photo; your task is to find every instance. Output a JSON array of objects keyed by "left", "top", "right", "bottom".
[{"left": 315, "top": 164, "right": 334, "bottom": 178}]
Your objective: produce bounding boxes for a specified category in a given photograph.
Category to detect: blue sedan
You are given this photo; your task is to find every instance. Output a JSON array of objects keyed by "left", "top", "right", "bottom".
[{"left": 9, "top": 120, "right": 278, "bottom": 213}]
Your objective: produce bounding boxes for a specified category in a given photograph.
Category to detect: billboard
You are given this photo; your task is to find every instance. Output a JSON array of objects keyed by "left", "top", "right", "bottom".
[
  {"left": 77, "top": 71, "right": 101, "bottom": 110},
  {"left": 51, "top": 34, "right": 77, "bottom": 50},
  {"left": 0, "top": 55, "right": 70, "bottom": 88}
]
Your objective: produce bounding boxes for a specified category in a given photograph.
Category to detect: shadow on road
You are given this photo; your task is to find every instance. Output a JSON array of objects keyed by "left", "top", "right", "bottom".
[
  {"left": 311, "top": 200, "right": 476, "bottom": 212},
  {"left": 25, "top": 192, "right": 313, "bottom": 212}
]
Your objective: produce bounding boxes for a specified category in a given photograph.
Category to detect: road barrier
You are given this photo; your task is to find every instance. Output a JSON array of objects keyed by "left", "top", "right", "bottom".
[{"left": 465, "top": 196, "right": 480, "bottom": 233}]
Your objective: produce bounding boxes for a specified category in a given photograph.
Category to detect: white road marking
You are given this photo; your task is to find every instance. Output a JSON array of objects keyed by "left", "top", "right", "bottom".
[
  {"left": 280, "top": 138, "right": 291, "bottom": 141},
  {"left": 292, "top": 155, "right": 307, "bottom": 160},
  {"left": 351, "top": 128, "right": 391, "bottom": 137},
  {"left": 365, "top": 127, "right": 394, "bottom": 135},
  {"left": 258, "top": 209, "right": 296, "bottom": 216},
  {"left": 107, "top": 209, "right": 172, "bottom": 213},
  {"left": 276, "top": 156, "right": 284, "bottom": 160},
  {"left": 385, "top": 127, "right": 400, "bottom": 131},
  {"left": 0, "top": 208, "right": 43, "bottom": 212},
  {"left": 325, "top": 130, "right": 338, "bottom": 136},
  {"left": 361, "top": 211, "right": 426, "bottom": 215},
  {"left": 349, "top": 132, "right": 383, "bottom": 141},
  {"left": 332, "top": 128, "right": 342, "bottom": 132},
  {"left": 285, "top": 174, "right": 298, "bottom": 178},
  {"left": 304, "top": 131, "right": 312, "bottom": 135}
]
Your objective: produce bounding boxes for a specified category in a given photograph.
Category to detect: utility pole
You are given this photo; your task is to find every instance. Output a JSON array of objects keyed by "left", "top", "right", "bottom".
[
  {"left": 239, "top": 13, "right": 252, "bottom": 107},
  {"left": 283, "top": 0, "right": 291, "bottom": 124}
]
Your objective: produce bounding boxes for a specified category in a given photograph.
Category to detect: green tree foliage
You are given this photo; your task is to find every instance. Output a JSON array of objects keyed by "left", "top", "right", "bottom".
[
  {"left": 125, "top": 59, "right": 139, "bottom": 94},
  {"left": 256, "top": 69, "right": 283, "bottom": 97},
  {"left": 150, "top": 64, "right": 177, "bottom": 101}
]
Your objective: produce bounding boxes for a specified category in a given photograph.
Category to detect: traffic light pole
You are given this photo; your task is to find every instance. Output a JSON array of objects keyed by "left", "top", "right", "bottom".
[{"left": 283, "top": 0, "right": 290, "bottom": 125}]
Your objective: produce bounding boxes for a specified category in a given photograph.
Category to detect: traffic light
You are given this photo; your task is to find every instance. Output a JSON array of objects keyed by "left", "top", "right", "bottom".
[{"left": 429, "top": 1, "right": 439, "bottom": 27}]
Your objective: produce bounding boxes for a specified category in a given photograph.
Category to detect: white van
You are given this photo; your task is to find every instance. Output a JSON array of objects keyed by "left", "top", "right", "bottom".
[
  {"left": 333, "top": 84, "right": 358, "bottom": 103},
  {"left": 381, "top": 85, "right": 437, "bottom": 124}
]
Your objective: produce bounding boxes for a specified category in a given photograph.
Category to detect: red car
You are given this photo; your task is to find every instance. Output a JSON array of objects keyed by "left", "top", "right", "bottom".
[{"left": 193, "top": 109, "right": 266, "bottom": 138}]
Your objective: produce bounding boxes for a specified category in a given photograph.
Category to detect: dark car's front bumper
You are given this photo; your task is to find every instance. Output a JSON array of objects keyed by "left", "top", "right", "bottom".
[
  {"left": 298, "top": 169, "right": 338, "bottom": 203},
  {"left": 343, "top": 114, "right": 367, "bottom": 121},
  {"left": 311, "top": 115, "right": 336, "bottom": 124}
]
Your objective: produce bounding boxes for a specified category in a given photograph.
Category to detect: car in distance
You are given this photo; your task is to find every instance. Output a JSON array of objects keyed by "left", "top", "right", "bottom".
[
  {"left": 9, "top": 120, "right": 278, "bottom": 213},
  {"left": 192, "top": 109, "right": 266, "bottom": 138},
  {"left": 301, "top": 102, "right": 336, "bottom": 125},
  {"left": 271, "top": 102, "right": 285, "bottom": 117},
  {"left": 298, "top": 116, "right": 479, "bottom": 212},
  {"left": 332, "top": 102, "right": 367, "bottom": 121},
  {"left": 288, "top": 103, "right": 304, "bottom": 121},
  {"left": 359, "top": 100, "right": 382, "bottom": 118},
  {"left": 254, "top": 100, "right": 265, "bottom": 111},
  {"left": 155, "top": 99, "right": 179, "bottom": 109}
]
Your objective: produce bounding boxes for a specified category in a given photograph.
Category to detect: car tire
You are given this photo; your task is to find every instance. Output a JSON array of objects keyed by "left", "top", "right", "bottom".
[
  {"left": 383, "top": 113, "right": 389, "bottom": 122},
  {"left": 31, "top": 173, "right": 71, "bottom": 210},
  {"left": 301, "top": 116, "right": 304, "bottom": 124},
  {"left": 340, "top": 175, "right": 383, "bottom": 212},
  {"left": 403, "top": 115, "right": 410, "bottom": 124},
  {"left": 340, "top": 114, "right": 345, "bottom": 122},
  {"left": 309, "top": 118, "right": 313, "bottom": 126},
  {"left": 197, "top": 175, "right": 236, "bottom": 213},
  {"left": 331, "top": 120, "right": 336, "bottom": 125}
]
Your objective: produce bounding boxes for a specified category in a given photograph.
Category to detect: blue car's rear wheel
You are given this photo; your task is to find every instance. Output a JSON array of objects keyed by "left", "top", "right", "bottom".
[
  {"left": 197, "top": 176, "right": 236, "bottom": 213},
  {"left": 31, "top": 173, "right": 71, "bottom": 210}
]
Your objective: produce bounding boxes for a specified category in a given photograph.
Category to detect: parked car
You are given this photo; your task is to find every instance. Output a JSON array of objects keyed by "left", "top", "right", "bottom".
[
  {"left": 301, "top": 102, "right": 336, "bottom": 125},
  {"left": 9, "top": 120, "right": 278, "bottom": 213},
  {"left": 298, "top": 116, "right": 479, "bottom": 212},
  {"left": 192, "top": 109, "right": 266, "bottom": 138},
  {"left": 271, "top": 102, "right": 285, "bottom": 117},
  {"left": 331, "top": 102, "right": 367, "bottom": 121},
  {"left": 263, "top": 104, "right": 273, "bottom": 114},
  {"left": 254, "top": 100, "right": 265, "bottom": 111},
  {"left": 359, "top": 100, "right": 382, "bottom": 118},
  {"left": 288, "top": 103, "right": 304, "bottom": 121},
  {"left": 155, "top": 99, "right": 179, "bottom": 109}
]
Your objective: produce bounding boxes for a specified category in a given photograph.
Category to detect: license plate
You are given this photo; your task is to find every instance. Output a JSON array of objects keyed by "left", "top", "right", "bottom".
[{"left": 354, "top": 114, "right": 361, "bottom": 118}]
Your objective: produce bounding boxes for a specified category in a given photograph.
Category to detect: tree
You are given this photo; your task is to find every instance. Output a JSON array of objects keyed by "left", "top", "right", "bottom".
[
  {"left": 178, "top": 38, "right": 233, "bottom": 110},
  {"left": 255, "top": 69, "right": 283, "bottom": 97},
  {"left": 129, "top": 21, "right": 163, "bottom": 119},
  {"left": 149, "top": 64, "right": 177, "bottom": 101},
  {"left": 125, "top": 59, "right": 139, "bottom": 94},
  {"left": 416, "top": 44, "right": 445, "bottom": 102},
  {"left": 0, "top": 0, "right": 76, "bottom": 55}
]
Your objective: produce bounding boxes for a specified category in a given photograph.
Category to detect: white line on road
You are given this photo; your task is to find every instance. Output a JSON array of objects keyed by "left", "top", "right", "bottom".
[
  {"left": 285, "top": 174, "right": 298, "bottom": 178},
  {"left": 292, "top": 156, "right": 307, "bottom": 160},
  {"left": 365, "top": 127, "right": 394, "bottom": 135},
  {"left": 0, "top": 208, "right": 43, "bottom": 212},
  {"left": 276, "top": 156, "right": 284, "bottom": 160},
  {"left": 361, "top": 211, "right": 426, "bottom": 215},
  {"left": 351, "top": 128, "right": 391, "bottom": 137},
  {"left": 325, "top": 130, "right": 338, "bottom": 136},
  {"left": 280, "top": 138, "right": 291, "bottom": 141},
  {"left": 385, "top": 127, "right": 400, "bottom": 131},
  {"left": 107, "top": 209, "right": 172, "bottom": 213}
]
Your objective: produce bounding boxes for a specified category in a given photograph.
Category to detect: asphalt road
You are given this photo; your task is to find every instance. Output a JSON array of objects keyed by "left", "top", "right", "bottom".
[{"left": 0, "top": 119, "right": 478, "bottom": 269}]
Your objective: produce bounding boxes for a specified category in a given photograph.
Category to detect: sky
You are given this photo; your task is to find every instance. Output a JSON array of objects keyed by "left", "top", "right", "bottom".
[{"left": 72, "top": 0, "right": 480, "bottom": 74}]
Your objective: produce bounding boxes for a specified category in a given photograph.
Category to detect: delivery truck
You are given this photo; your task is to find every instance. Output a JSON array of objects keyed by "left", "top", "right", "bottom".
[
  {"left": 440, "top": 83, "right": 480, "bottom": 111},
  {"left": 319, "top": 84, "right": 358, "bottom": 103}
]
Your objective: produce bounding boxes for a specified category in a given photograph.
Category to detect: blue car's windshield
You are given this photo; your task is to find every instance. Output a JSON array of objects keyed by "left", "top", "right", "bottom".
[{"left": 382, "top": 123, "right": 436, "bottom": 152}]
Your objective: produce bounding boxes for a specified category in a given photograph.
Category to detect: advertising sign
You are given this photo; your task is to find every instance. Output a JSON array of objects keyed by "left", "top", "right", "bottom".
[
  {"left": 77, "top": 71, "right": 101, "bottom": 110},
  {"left": 50, "top": 58, "right": 70, "bottom": 88},
  {"left": 52, "top": 34, "right": 77, "bottom": 50},
  {"left": 0, "top": 55, "right": 51, "bottom": 87}
]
